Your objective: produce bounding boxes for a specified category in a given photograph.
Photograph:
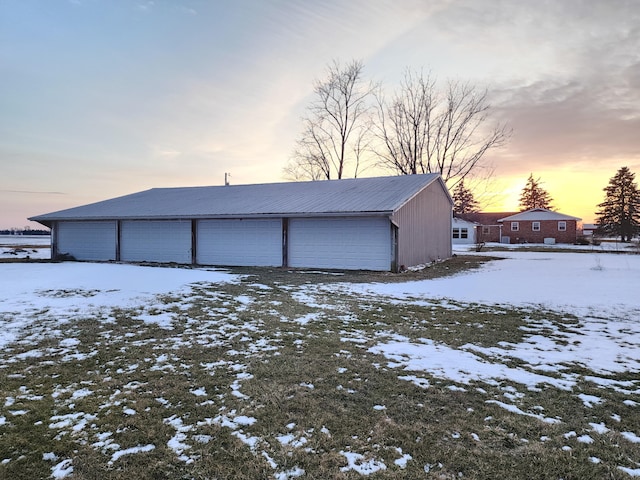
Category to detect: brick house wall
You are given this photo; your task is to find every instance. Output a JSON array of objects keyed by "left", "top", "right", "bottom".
[
  {"left": 476, "top": 225, "right": 502, "bottom": 243},
  {"left": 505, "top": 219, "right": 578, "bottom": 244}
]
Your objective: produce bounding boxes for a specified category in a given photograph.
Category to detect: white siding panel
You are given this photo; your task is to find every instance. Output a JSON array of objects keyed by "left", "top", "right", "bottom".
[
  {"left": 197, "top": 219, "right": 282, "bottom": 266},
  {"left": 57, "top": 221, "right": 117, "bottom": 261},
  {"left": 121, "top": 220, "right": 192, "bottom": 263},
  {"left": 289, "top": 217, "right": 390, "bottom": 271}
]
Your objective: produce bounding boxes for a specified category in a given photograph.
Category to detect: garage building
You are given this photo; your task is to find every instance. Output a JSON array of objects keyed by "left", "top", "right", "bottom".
[{"left": 30, "top": 174, "right": 452, "bottom": 271}]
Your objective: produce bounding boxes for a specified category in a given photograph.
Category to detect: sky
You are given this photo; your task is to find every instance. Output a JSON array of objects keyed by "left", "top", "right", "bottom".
[{"left": 1, "top": 0, "right": 639, "bottom": 229}]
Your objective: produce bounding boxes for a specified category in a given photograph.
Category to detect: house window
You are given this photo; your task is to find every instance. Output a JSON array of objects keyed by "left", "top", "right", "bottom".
[
  {"left": 511, "top": 222, "right": 519, "bottom": 231},
  {"left": 532, "top": 222, "right": 541, "bottom": 232},
  {"left": 482, "top": 226, "right": 490, "bottom": 234},
  {"left": 460, "top": 228, "right": 468, "bottom": 239},
  {"left": 452, "top": 228, "right": 460, "bottom": 239},
  {"left": 558, "top": 221, "right": 567, "bottom": 231}
]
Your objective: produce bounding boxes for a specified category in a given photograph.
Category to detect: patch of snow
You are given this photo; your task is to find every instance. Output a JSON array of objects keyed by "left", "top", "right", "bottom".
[
  {"left": 340, "top": 451, "right": 386, "bottom": 476},
  {"left": 578, "top": 393, "right": 604, "bottom": 408},
  {"left": 486, "top": 400, "right": 561, "bottom": 424},
  {"left": 262, "top": 451, "right": 278, "bottom": 469},
  {"left": 51, "top": 459, "right": 73, "bottom": 479},
  {"left": 294, "top": 312, "right": 322, "bottom": 325},
  {"left": 577, "top": 435, "right": 594, "bottom": 444},
  {"left": 621, "top": 432, "right": 640, "bottom": 443},
  {"left": 109, "top": 444, "right": 155, "bottom": 464},
  {"left": 71, "top": 388, "right": 93, "bottom": 400},
  {"left": 398, "top": 375, "right": 430, "bottom": 389},
  {"left": 393, "top": 447, "right": 412, "bottom": 468},
  {"left": 193, "top": 434, "right": 212, "bottom": 444},
  {"left": 589, "top": 422, "right": 610, "bottom": 434},
  {"left": 618, "top": 466, "right": 640, "bottom": 477},
  {"left": 370, "top": 339, "right": 574, "bottom": 391},
  {"left": 274, "top": 467, "right": 305, "bottom": 479},
  {"left": 277, "top": 433, "right": 307, "bottom": 448},
  {"left": 190, "top": 387, "right": 207, "bottom": 397}
]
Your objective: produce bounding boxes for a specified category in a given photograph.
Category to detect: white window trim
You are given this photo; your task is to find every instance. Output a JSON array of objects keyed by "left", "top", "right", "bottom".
[
  {"left": 558, "top": 221, "right": 567, "bottom": 231},
  {"left": 452, "top": 228, "right": 460, "bottom": 239},
  {"left": 511, "top": 222, "right": 519, "bottom": 232},
  {"left": 460, "top": 228, "right": 468, "bottom": 239},
  {"left": 532, "top": 221, "right": 541, "bottom": 231}
]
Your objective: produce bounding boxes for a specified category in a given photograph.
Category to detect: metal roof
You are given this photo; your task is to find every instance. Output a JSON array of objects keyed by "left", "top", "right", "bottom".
[
  {"left": 30, "top": 174, "right": 447, "bottom": 224},
  {"left": 498, "top": 208, "right": 581, "bottom": 222}
]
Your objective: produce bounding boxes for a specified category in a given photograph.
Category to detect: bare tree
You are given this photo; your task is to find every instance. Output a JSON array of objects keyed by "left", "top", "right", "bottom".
[
  {"left": 285, "top": 59, "right": 375, "bottom": 180},
  {"left": 373, "top": 69, "right": 510, "bottom": 188}
]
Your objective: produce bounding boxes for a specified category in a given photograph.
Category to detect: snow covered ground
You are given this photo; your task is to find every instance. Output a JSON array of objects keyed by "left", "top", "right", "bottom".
[
  {"left": 340, "top": 248, "right": 640, "bottom": 388},
  {"left": 0, "top": 249, "right": 639, "bottom": 477},
  {"left": 365, "top": 245, "right": 640, "bottom": 322},
  {"left": 0, "top": 263, "right": 239, "bottom": 350},
  {"left": 0, "top": 235, "right": 50, "bottom": 260}
]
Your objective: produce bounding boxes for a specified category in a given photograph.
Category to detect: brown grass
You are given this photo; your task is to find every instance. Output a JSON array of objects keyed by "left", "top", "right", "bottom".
[{"left": 0, "top": 255, "right": 637, "bottom": 479}]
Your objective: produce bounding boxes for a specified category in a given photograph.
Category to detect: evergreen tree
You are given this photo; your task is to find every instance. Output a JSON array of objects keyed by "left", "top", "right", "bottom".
[
  {"left": 452, "top": 180, "right": 479, "bottom": 214},
  {"left": 519, "top": 173, "right": 553, "bottom": 211},
  {"left": 595, "top": 166, "right": 640, "bottom": 241}
]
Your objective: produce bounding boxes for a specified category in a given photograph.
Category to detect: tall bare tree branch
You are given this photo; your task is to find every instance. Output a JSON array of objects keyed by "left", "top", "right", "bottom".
[
  {"left": 285, "top": 59, "right": 375, "bottom": 180},
  {"left": 373, "top": 69, "right": 511, "bottom": 189}
]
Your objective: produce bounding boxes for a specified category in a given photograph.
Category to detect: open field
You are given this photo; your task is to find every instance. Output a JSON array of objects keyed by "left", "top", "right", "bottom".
[
  {"left": 0, "top": 235, "right": 50, "bottom": 260},
  {"left": 0, "top": 250, "right": 638, "bottom": 479}
]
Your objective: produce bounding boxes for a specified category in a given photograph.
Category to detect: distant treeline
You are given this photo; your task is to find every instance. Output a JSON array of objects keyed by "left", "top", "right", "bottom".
[{"left": 0, "top": 229, "right": 50, "bottom": 236}]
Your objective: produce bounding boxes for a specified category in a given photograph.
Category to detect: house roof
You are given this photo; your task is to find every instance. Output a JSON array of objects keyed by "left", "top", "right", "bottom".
[
  {"left": 498, "top": 208, "right": 581, "bottom": 222},
  {"left": 30, "top": 174, "right": 449, "bottom": 225},
  {"left": 452, "top": 217, "right": 478, "bottom": 226},
  {"left": 457, "top": 212, "right": 518, "bottom": 225}
]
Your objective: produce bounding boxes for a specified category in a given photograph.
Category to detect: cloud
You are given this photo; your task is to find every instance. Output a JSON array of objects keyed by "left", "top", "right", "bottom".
[{"left": 0, "top": 190, "right": 65, "bottom": 195}]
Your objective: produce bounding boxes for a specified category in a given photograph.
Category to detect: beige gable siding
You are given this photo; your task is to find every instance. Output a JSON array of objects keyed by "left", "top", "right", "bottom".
[{"left": 393, "top": 182, "right": 452, "bottom": 268}]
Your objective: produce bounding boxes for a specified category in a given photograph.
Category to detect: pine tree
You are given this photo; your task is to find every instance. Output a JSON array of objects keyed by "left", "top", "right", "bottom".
[
  {"left": 452, "top": 180, "right": 479, "bottom": 215},
  {"left": 595, "top": 166, "right": 640, "bottom": 242},
  {"left": 518, "top": 173, "right": 553, "bottom": 211}
]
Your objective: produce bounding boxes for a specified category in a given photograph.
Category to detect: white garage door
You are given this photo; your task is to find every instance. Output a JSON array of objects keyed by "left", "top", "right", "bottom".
[
  {"left": 197, "top": 219, "right": 282, "bottom": 266},
  {"left": 57, "top": 221, "right": 117, "bottom": 261},
  {"left": 120, "top": 220, "right": 192, "bottom": 264},
  {"left": 288, "top": 217, "right": 391, "bottom": 271}
]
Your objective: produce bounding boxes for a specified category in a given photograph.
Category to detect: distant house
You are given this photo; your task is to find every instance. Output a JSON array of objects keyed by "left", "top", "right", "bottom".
[
  {"left": 452, "top": 217, "right": 477, "bottom": 244},
  {"left": 457, "top": 209, "right": 581, "bottom": 244},
  {"left": 582, "top": 224, "right": 597, "bottom": 237},
  {"left": 30, "top": 174, "right": 453, "bottom": 272},
  {"left": 498, "top": 209, "right": 581, "bottom": 244},
  {"left": 456, "top": 212, "right": 518, "bottom": 243}
]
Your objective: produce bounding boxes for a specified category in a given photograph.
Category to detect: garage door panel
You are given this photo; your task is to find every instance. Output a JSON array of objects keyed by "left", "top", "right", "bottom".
[
  {"left": 289, "top": 217, "right": 390, "bottom": 271},
  {"left": 121, "top": 220, "right": 192, "bottom": 264},
  {"left": 197, "top": 219, "right": 282, "bottom": 266},
  {"left": 57, "top": 221, "right": 117, "bottom": 261}
]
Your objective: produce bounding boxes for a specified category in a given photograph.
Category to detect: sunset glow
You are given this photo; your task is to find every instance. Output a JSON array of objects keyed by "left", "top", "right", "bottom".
[{"left": 1, "top": 1, "right": 638, "bottom": 229}]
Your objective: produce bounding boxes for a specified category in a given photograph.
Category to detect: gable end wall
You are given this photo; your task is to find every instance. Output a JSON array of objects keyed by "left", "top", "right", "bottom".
[{"left": 393, "top": 183, "right": 452, "bottom": 268}]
